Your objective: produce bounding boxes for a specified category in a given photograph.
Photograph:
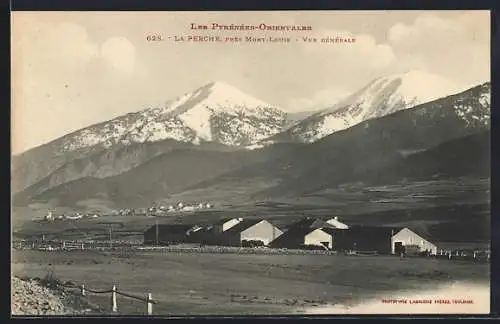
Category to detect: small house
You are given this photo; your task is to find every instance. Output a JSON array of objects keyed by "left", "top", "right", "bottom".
[{"left": 219, "top": 219, "right": 283, "bottom": 247}]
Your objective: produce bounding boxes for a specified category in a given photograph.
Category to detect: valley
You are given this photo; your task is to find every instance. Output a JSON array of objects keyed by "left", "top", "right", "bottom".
[{"left": 11, "top": 73, "right": 491, "bottom": 252}]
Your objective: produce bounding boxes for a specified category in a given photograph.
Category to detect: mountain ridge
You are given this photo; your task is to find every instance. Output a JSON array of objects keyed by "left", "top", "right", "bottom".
[
  {"left": 14, "top": 82, "right": 490, "bottom": 208},
  {"left": 11, "top": 81, "right": 290, "bottom": 192},
  {"left": 271, "top": 70, "right": 473, "bottom": 144}
]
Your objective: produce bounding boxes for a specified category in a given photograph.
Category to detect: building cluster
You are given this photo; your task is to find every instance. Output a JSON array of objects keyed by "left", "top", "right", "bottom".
[
  {"left": 147, "top": 202, "right": 213, "bottom": 214},
  {"left": 143, "top": 216, "right": 439, "bottom": 256},
  {"left": 110, "top": 202, "right": 214, "bottom": 217},
  {"left": 44, "top": 211, "right": 100, "bottom": 222}
]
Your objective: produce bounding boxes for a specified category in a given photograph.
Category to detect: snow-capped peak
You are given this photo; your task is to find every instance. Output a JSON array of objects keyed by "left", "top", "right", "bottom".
[
  {"left": 376, "top": 69, "right": 467, "bottom": 107},
  {"left": 285, "top": 70, "right": 470, "bottom": 143},
  {"left": 59, "top": 82, "right": 288, "bottom": 151},
  {"left": 163, "top": 80, "right": 280, "bottom": 116},
  {"left": 321, "top": 70, "right": 466, "bottom": 117}
]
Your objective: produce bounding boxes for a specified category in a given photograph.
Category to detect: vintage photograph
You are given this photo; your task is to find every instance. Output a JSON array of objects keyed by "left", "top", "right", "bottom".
[{"left": 11, "top": 10, "right": 491, "bottom": 316}]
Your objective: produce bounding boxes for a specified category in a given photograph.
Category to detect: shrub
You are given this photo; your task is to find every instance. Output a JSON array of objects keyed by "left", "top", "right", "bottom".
[{"left": 41, "top": 268, "right": 61, "bottom": 288}]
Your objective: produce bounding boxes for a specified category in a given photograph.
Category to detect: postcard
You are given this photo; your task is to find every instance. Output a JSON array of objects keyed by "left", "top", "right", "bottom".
[{"left": 11, "top": 10, "right": 491, "bottom": 316}]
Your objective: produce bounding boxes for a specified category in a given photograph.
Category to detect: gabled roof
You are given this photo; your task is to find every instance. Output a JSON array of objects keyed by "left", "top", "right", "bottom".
[
  {"left": 215, "top": 217, "right": 241, "bottom": 225},
  {"left": 223, "top": 219, "right": 263, "bottom": 234},
  {"left": 268, "top": 225, "right": 318, "bottom": 246},
  {"left": 324, "top": 217, "right": 349, "bottom": 229},
  {"left": 394, "top": 227, "right": 435, "bottom": 244}
]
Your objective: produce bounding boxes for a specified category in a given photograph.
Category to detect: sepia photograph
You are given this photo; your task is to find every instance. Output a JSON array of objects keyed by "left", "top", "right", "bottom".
[{"left": 10, "top": 10, "right": 491, "bottom": 316}]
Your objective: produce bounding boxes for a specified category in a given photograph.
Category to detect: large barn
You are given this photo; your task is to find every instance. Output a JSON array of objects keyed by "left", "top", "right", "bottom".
[
  {"left": 269, "top": 226, "right": 333, "bottom": 250},
  {"left": 219, "top": 219, "right": 283, "bottom": 247},
  {"left": 143, "top": 224, "right": 196, "bottom": 245},
  {"left": 325, "top": 226, "right": 437, "bottom": 255},
  {"left": 391, "top": 228, "right": 437, "bottom": 255}
]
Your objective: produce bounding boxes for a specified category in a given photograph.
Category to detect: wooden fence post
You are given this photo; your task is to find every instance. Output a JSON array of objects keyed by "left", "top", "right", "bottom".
[
  {"left": 81, "top": 284, "right": 86, "bottom": 296},
  {"left": 111, "top": 285, "right": 118, "bottom": 313},
  {"left": 146, "top": 293, "right": 153, "bottom": 315}
]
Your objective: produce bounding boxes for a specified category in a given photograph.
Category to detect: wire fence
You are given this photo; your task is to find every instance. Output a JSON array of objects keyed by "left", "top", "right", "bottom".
[
  {"left": 57, "top": 281, "right": 157, "bottom": 315},
  {"left": 12, "top": 239, "right": 491, "bottom": 262}
]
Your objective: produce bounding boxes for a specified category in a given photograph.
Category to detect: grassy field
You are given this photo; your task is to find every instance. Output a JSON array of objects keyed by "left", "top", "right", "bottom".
[{"left": 12, "top": 249, "right": 490, "bottom": 315}]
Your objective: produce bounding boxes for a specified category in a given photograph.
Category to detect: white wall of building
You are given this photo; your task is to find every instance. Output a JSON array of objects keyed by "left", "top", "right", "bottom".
[
  {"left": 241, "top": 220, "right": 283, "bottom": 245},
  {"left": 304, "top": 229, "right": 333, "bottom": 249},
  {"left": 391, "top": 228, "right": 437, "bottom": 254}
]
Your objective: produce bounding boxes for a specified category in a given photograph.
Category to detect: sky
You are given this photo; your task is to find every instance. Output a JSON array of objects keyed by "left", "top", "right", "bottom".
[{"left": 11, "top": 10, "right": 490, "bottom": 154}]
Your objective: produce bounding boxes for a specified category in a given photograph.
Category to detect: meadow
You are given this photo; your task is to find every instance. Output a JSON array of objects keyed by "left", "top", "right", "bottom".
[{"left": 12, "top": 249, "right": 490, "bottom": 315}]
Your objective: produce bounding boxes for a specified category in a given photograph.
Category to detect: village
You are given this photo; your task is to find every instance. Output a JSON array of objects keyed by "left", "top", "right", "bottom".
[{"left": 41, "top": 201, "right": 214, "bottom": 222}]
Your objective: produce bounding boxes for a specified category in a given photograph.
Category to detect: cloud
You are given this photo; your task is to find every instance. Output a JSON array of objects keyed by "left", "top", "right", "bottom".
[
  {"left": 303, "top": 29, "right": 397, "bottom": 69},
  {"left": 287, "top": 87, "right": 350, "bottom": 112},
  {"left": 11, "top": 15, "right": 142, "bottom": 153},
  {"left": 387, "top": 11, "right": 490, "bottom": 86},
  {"left": 101, "top": 37, "right": 136, "bottom": 74}
]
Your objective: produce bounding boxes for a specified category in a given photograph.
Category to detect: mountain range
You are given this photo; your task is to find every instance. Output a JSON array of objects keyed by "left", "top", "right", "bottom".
[
  {"left": 268, "top": 70, "right": 470, "bottom": 144},
  {"left": 12, "top": 71, "right": 491, "bottom": 211}
]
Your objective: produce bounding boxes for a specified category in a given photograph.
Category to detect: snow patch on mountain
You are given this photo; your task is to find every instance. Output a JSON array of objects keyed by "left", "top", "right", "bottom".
[
  {"left": 59, "top": 81, "right": 287, "bottom": 152},
  {"left": 453, "top": 83, "right": 490, "bottom": 127},
  {"left": 286, "top": 70, "right": 469, "bottom": 143}
]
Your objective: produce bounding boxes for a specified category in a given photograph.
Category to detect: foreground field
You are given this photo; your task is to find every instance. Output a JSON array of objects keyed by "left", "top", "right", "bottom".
[{"left": 12, "top": 250, "right": 490, "bottom": 315}]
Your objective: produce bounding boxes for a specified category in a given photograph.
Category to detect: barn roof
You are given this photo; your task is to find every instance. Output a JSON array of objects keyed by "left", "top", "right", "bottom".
[
  {"left": 215, "top": 217, "right": 241, "bottom": 225},
  {"left": 268, "top": 226, "right": 318, "bottom": 246},
  {"left": 223, "top": 219, "right": 263, "bottom": 234},
  {"left": 286, "top": 217, "right": 349, "bottom": 230},
  {"left": 394, "top": 227, "right": 435, "bottom": 244}
]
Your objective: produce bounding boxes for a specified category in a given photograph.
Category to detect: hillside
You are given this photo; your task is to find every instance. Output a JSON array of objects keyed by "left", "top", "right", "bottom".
[
  {"left": 12, "top": 81, "right": 289, "bottom": 193},
  {"left": 13, "top": 80, "right": 490, "bottom": 210},
  {"left": 14, "top": 143, "right": 303, "bottom": 208},
  {"left": 354, "top": 130, "right": 490, "bottom": 185},
  {"left": 253, "top": 82, "right": 490, "bottom": 199},
  {"left": 183, "top": 83, "right": 490, "bottom": 203},
  {"left": 13, "top": 139, "right": 196, "bottom": 199}
]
